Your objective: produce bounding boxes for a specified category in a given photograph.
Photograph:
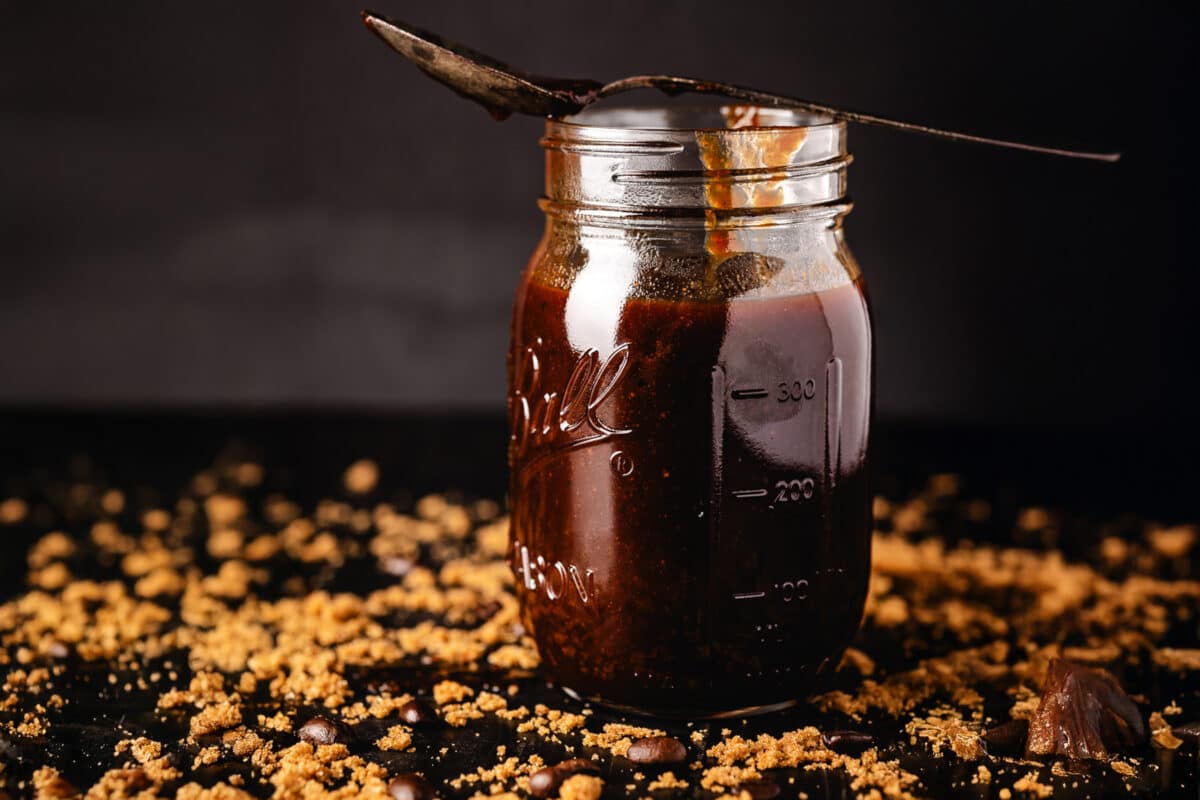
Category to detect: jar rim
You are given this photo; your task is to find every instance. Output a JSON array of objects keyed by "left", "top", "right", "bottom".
[{"left": 550, "top": 104, "right": 846, "bottom": 136}]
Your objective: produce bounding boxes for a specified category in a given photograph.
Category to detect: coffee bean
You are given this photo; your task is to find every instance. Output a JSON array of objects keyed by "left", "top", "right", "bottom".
[
  {"left": 297, "top": 716, "right": 339, "bottom": 746},
  {"left": 388, "top": 773, "right": 434, "bottom": 800},
  {"left": 555, "top": 758, "right": 601, "bottom": 776},
  {"left": 821, "top": 730, "right": 875, "bottom": 755},
  {"left": 1173, "top": 721, "right": 1200, "bottom": 743},
  {"left": 737, "top": 779, "right": 781, "bottom": 799},
  {"left": 626, "top": 736, "right": 687, "bottom": 764},
  {"left": 398, "top": 699, "right": 438, "bottom": 725},
  {"left": 528, "top": 767, "right": 563, "bottom": 798},
  {"left": 982, "top": 719, "right": 1029, "bottom": 754}
]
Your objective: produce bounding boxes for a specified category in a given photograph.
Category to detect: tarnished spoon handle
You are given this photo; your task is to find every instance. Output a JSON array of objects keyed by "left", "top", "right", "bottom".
[{"left": 599, "top": 75, "right": 1120, "bottom": 163}]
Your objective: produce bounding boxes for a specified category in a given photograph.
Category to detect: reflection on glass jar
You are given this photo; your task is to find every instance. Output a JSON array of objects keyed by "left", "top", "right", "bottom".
[{"left": 507, "top": 105, "right": 872, "bottom": 717}]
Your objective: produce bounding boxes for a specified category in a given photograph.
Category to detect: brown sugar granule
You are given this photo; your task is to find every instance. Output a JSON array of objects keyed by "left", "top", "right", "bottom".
[
  {"left": 442, "top": 702, "right": 485, "bottom": 727},
  {"left": 176, "top": 782, "right": 256, "bottom": 800},
  {"left": 1152, "top": 647, "right": 1200, "bottom": 672},
  {"left": 700, "top": 765, "right": 763, "bottom": 792},
  {"left": 31, "top": 766, "right": 78, "bottom": 799},
  {"left": 707, "top": 728, "right": 918, "bottom": 800},
  {"left": 487, "top": 643, "right": 540, "bottom": 670},
  {"left": 192, "top": 746, "right": 221, "bottom": 769},
  {"left": 1011, "top": 771, "right": 1054, "bottom": 797},
  {"left": 1148, "top": 524, "right": 1196, "bottom": 558},
  {"left": 432, "top": 679, "right": 474, "bottom": 705},
  {"left": 904, "top": 708, "right": 984, "bottom": 760},
  {"left": 837, "top": 647, "right": 875, "bottom": 677},
  {"left": 114, "top": 737, "right": 182, "bottom": 783},
  {"left": 581, "top": 722, "right": 666, "bottom": 757},
  {"left": 475, "top": 691, "right": 509, "bottom": 713},
  {"left": 647, "top": 771, "right": 689, "bottom": 791},
  {"left": 1150, "top": 711, "right": 1184, "bottom": 749},
  {"left": 343, "top": 459, "right": 380, "bottom": 494},
  {"left": 341, "top": 693, "right": 417, "bottom": 723},
  {"left": 1110, "top": 760, "right": 1136, "bottom": 777},
  {"left": 973, "top": 765, "right": 992, "bottom": 784},
  {"left": 0, "top": 497, "right": 28, "bottom": 525},
  {"left": 557, "top": 774, "right": 603, "bottom": 800},
  {"left": 204, "top": 494, "right": 247, "bottom": 527},
  {"left": 376, "top": 724, "right": 414, "bottom": 751},
  {"left": 189, "top": 701, "right": 243, "bottom": 737},
  {"left": 26, "top": 532, "right": 75, "bottom": 569}
]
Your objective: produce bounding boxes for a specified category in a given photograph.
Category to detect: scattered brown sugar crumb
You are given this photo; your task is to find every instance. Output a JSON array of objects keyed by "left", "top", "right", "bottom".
[
  {"left": 1147, "top": 524, "right": 1196, "bottom": 558},
  {"left": 700, "top": 765, "right": 762, "bottom": 792},
  {"left": 581, "top": 722, "right": 667, "bottom": 757},
  {"left": 837, "top": 646, "right": 875, "bottom": 677},
  {"left": 432, "top": 679, "right": 474, "bottom": 705},
  {"left": 340, "top": 693, "right": 416, "bottom": 723},
  {"left": 475, "top": 691, "right": 508, "bottom": 712},
  {"left": 558, "top": 774, "right": 603, "bottom": 800},
  {"left": 1152, "top": 647, "right": 1200, "bottom": 672},
  {"left": 31, "top": 766, "right": 77, "bottom": 799},
  {"left": 176, "top": 781, "right": 256, "bottom": 800},
  {"left": 376, "top": 724, "right": 413, "bottom": 751},
  {"left": 192, "top": 746, "right": 221, "bottom": 769},
  {"left": 26, "top": 532, "right": 75, "bottom": 568},
  {"left": 487, "top": 642, "right": 541, "bottom": 670},
  {"left": 1150, "top": 711, "right": 1184, "bottom": 749},
  {"left": 189, "top": 701, "right": 243, "bottom": 737},
  {"left": 706, "top": 728, "right": 918, "bottom": 800},
  {"left": 0, "top": 497, "right": 28, "bottom": 525},
  {"left": 4, "top": 456, "right": 1199, "bottom": 798},
  {"left": 904, "top": 707, "right": 984, "bottom": 760},
  {"left": 114, "top": 737, "right": 182, "bottom": 783},
  {"left": 443, "top": 702, "right": 486, "bottom": 727},
  {"left": 1110, "top": 760, "right": 1136, "bottom": 777},
  {"left": 1011, "top": 771, "right": 1054, "bottom": 797},
  {"left": 236, "top": 672, "right": 257, "bottom": 694},
  {"left": 343, "top": 459, "right": 380, "bottom": 494},
  {"left": 647, "top": 771, "right": 689, "bottom": 791},
  {"left": 450, "top": 754, "right": 545, "bottom": 792}
]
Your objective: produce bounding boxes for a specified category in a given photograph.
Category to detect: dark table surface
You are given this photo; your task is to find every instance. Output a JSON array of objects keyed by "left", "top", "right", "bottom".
[{"left": 1, "top": 411, "right": 1197, "bottom": 799}]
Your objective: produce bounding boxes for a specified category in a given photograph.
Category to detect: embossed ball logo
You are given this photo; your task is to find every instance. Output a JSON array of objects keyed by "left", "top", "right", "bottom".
[{"left": 508, "top": 338, "right": 633, "bottom": 473}]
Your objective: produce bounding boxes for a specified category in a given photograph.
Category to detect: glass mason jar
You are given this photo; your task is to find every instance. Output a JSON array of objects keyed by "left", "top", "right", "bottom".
[{"left": 507, "top": 105, "right": 872, "bottom": 717}]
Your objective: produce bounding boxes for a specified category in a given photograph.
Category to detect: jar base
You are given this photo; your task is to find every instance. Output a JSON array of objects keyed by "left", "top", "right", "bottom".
[{"left": 560, "top": 685, "right": 799, "bottom": 720}]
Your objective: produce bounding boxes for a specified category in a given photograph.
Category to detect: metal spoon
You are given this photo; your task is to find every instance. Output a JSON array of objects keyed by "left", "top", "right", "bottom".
[{"left": 362, "top": 11, "right": 1119, "bottom": 163}]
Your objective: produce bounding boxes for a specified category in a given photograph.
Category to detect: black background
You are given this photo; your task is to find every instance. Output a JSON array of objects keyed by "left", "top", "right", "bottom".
[{"left": 1, "top": 2, "right": 1195, "bottom": 443}]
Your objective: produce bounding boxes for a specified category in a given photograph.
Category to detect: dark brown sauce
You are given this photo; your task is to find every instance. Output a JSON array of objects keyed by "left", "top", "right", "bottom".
[{"left": 507, "top": 275, "right": 873, "bottom": 714}]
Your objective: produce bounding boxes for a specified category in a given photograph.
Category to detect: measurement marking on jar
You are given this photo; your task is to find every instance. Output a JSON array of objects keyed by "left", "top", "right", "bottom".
[
  {"left": 730, "top": 387, "right": 769, "bottom": 400},
  {"left": 732, "top": 591, "right": 766, "bottom": 600},
  {"left": 731, "top": 478, "right": 817, "bottom": 507}
]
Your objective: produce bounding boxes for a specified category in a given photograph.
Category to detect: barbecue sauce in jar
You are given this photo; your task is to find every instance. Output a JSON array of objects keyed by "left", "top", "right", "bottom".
[{"left": 508, "top": 106, "right": 871, "bottom": 716}]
